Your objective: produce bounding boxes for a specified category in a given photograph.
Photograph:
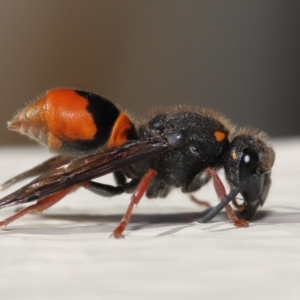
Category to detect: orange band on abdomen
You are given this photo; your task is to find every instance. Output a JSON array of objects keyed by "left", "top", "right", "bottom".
[{"left": 108, "top": 112, "right": 135, "bottom": 148}]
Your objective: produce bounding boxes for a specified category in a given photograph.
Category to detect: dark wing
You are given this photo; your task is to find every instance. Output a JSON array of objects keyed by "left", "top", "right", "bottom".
[
  {"left": 0, "top": 139, "right": 173, "bottom": 209},
  {"left": 0, "top": 155, "right": 73, "bottom": 190}
]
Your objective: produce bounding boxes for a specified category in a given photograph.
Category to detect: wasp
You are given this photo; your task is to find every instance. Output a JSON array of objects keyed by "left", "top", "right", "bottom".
[{"left": 0, "top": 89, "right": 275, "bottom": 237}]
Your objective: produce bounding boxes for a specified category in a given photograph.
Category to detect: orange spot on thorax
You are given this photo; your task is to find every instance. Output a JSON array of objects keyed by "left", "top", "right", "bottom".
[{"left": 214, "top": 131, "right": 226, "bottom": 142}]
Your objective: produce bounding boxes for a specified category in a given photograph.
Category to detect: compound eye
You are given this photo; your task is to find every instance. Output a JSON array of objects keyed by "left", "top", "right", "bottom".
[{"left": 239, "top": 148, "right": 259, "bottom": 181}]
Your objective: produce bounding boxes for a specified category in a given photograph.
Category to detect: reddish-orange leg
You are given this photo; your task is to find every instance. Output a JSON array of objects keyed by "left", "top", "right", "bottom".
[
  {"left": 112, "top": 169, "right": 157, "bottom": 238},
  {"left": 189, "top": 195, "right": 211, "bottom": 208},
  {"left": 206, "top": 168, "right": 248, "bottom": 227},
  {"left": 232, "top": 198, "right": 245, "bottom": 211},
  {"left": 0, "top": 186, "right": 78, "bottom": 227}
]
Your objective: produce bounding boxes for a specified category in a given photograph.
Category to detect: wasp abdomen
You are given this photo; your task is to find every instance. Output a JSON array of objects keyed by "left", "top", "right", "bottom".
[
  {"left": 8, "top": 94, "right": 49, "bottom": 147},
  {"left": 8, "top": 89, "right": 138, "bottom": 155}
]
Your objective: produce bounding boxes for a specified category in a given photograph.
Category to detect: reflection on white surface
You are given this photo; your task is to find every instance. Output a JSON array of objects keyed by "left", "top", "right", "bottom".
[{"left": 0, "top": 138, "right": 299, "bottom": 300}]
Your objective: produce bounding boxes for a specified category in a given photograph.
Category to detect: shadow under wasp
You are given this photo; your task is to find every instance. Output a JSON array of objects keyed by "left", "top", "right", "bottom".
[{"left": 0, "top": 89, "right": 275, "bottom": 238}]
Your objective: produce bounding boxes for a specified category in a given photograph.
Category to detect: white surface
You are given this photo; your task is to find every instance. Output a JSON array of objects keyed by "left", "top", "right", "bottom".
[{"left": 0, "top": 138, "right": 299, "bottom": 300}]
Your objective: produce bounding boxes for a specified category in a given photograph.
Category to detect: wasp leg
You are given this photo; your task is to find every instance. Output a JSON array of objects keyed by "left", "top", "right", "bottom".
[
  {"left": 13, "top": 178, "right": 138, "bottom": 215},
  {"left": 113, "top": 171, "right": 137, "bottom": 194},
  {"left": 0, "top": 156, "right": 72, "bottom": 191},
  {"left": 189, "top": 195, "right": 211, "bottom": 208},
  {"left": 206, "top": 168, "right": 249, "bottom": 228},
  {"left": 182, "top": 171, "right": 212, "bottom": 208},
  {"left": 182, "top": 171, "right": 210, "bottom": 193},
  {"left": 0, "top": 186, "right": 78, "bottom": 227},
  {"left": 232, "top": 198, "right": 245, "bottom": 211},
  {"left": 111, "top": 169, "right": 157, "bottom": 238},
  {"left": 113, "top": 170, "right": 126, "bottom": 187},
  {"left": 84, "top": 171, "right": 138, "bottom": 197},
  {"left": 84, "top": 182, "right": 124, "bottom": 197}
]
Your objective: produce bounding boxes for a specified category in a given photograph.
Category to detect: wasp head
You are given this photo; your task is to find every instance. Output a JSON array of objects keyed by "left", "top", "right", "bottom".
[{"left": 224, "top": 129, "right": 275, "bottom": 220}]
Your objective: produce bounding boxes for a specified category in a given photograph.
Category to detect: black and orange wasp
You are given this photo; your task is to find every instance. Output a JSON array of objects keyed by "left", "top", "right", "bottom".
[{"left": 0, "top": 89, "right": 275, "bottom": 237}]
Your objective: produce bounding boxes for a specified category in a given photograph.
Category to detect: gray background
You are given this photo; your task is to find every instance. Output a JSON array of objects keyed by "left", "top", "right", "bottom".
[{"left": 0, "top": 1, "right": 299, "bottom": 145}]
